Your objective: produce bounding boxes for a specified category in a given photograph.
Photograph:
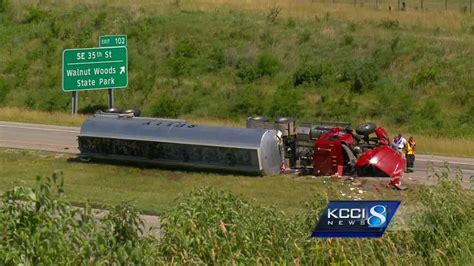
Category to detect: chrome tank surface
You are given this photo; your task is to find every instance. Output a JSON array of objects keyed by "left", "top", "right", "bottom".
[{"left": 78, "top": 114, "right": 283, "bottom": 175}]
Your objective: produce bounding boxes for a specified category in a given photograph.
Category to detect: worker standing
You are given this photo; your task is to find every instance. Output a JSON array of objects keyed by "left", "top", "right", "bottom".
[
  {"left": 404, "top": 136, "right": 416, "bottom": 173},
  {"left": 391, "top": 133, "right": 406, "bottom": 155},
  {"left": 386, "top": 133, "right": 408, "bottom": 190}
]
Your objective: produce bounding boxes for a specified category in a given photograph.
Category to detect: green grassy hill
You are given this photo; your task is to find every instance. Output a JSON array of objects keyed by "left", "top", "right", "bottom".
[{"left": 0, "top": 0, "right": 473, "bottom": 138}]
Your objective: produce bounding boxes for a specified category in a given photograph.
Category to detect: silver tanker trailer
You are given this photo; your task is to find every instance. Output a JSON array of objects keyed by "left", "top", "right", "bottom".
[{"left": 78, "top": 112, "right": 284, "bottom": 175}]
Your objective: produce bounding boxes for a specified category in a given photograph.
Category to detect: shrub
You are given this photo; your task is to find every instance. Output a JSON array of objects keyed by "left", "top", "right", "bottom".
[
  {"left": 0, "top": 79, "right": 8, "bottom": 103},
  {"left": 105, "top": 203, "right": 144, "bottom": 244},
  {"left": 0, "top": 173, "right": 156, "bottom": 264},
  {"left": 268, "top": 87, "right": 303, "bottom": 118},
  {"left": 259, "top": 29, "right": 275, "bottom": 47},
  {"left": 293, "top": 63, "right": 323, "bottom": 87},
  {"left": 408, "top": 177, "right": 474, "bottom": 264},
  {"left": 93, "top": 11, "right": 107, "bottom": 28},
  {"left": 324, "top": 12, "right": 330, "bottom": 21},
  {"left": 266, "top": 6, "right": 282, "bottom": 24},
  {"left": 418, "top": 100, "right": 441, "bottom": 121},
  {"left": 237, "top": 61, "right": 260, "bottom": 82},
  {"left": 298, "top": 30, "right": 311, "bottom": 44},
  {"left": 369, "top": 86, "right": 415, "bottom": 124},
  {"left": 341, "top": 34, "right": 354, "bottom": 46},
  {"left": 41, "top": 96, "right": 60, "bottom": 112},
  {"left": 413, "top": 100, "right": 445, "bottom": 131},
  {"left": 409, "top": 64, "right": 437, "bottom": 88},
  {"left": 390, "top": 36, "right": 401, "bottom": 52},
  {"left": 159, "top": 187, "right": 303, "bottom": 264},
  {"left": 24, "top": 95, "right": 35, "bottom": 108},
  {"left": 0, "top": 0, "right": 7, "bottom": 12},
  {"left": 5, "top": 59, "right": 28, "bottom": 87},
  {"left": 168, "top": 40, "right": 197, "bottom": 79},
  {"left": 314, "top": 94, "right": 359, "bottom": 121},
  {"left": 169, "top": 56, "right": 189, "bottom": 77},
  {"left": 372, "top": 46, "right": 398, "bottom": 69},
  {"left": 459, "top": 106, "right": 474, "bottom": 125},
  {"left": 23, "top": 8, "right": 49, "bottom": 24},
  {"left": 348, "top": 22, "right": 357, "bottom": 32},
  {"left": 230, "top": 86, "right": 265, "bottom": 116},
  {"left": 237, "top": 53, "right": 280, "bottom": 82},
  {"left": 256, "top": 53, "right": 280, "bottom": 76},
  {"left": 380, "top": 19, "right": 400, "bottom": 29},
  {"left": 175, "top": 39, "right": 197, "bottom": 58},
  {"left": 391, "top": 96, "right": 415, "bottom": 124},
  {"left": 349, "top": 62, "right": 379, "bottom": 93},
  {"left": 149, "top": 94, "right": 181, "bottom": 118},
  {"left": 207, "top": 46, "right": 225, "bottom": 71},
  {"left": 287, "top": 17, "right": 296, "bottom": 28}
]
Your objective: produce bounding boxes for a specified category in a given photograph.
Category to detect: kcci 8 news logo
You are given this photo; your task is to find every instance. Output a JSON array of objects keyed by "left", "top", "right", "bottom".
[{"left": 311, "top": 201, "right": 400, "bottom": 238}]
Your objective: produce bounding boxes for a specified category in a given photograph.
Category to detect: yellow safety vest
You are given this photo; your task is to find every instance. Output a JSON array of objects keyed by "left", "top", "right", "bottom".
[{"left": 405, "top": 141, "right": 416, "bottom": 155}]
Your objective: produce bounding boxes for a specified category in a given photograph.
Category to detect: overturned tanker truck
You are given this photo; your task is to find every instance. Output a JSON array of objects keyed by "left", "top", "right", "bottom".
[{"left": 78, "top": 111, "right": 405, "bottom": 187}]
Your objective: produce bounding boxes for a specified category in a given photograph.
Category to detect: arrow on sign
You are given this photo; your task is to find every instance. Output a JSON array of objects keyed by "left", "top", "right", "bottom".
[{"left": 120, "top": 66, "right": 125, "bottom": 74}]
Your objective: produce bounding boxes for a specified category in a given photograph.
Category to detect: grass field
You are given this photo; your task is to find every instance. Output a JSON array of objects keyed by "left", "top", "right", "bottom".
[
  {"left": 0, "top": 0, "right": 472, "bottom": 140},
  {"left": 0, "top": 148, "right": 404, "bottom": 215}
]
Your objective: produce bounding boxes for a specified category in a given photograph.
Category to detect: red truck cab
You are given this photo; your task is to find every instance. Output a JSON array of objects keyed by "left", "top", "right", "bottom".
[{"left": 313, "top": 124, "right": 405, "bottom": 187}]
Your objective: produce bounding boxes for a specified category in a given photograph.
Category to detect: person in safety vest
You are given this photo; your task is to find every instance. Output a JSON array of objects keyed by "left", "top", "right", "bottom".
[{"left": 404, "top": 136, "right": 416, "bottom": 173}]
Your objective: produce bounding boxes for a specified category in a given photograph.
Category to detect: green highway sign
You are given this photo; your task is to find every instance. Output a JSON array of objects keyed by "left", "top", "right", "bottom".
[
  {"left": 62, "top": 47, "right": 128, "bottom": 91},
  {"left": 99, "top": 35, "right": 127, "bottom": 47}
]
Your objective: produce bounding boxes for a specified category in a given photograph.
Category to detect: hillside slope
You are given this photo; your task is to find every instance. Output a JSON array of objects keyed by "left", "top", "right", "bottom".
[{"left": 0, "top": 1, "right": 473, "bottom": 138}]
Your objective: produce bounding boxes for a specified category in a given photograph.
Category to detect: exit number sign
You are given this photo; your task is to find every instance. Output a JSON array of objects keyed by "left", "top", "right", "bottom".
[{"left": 99, "top": 35, "right": 127, "bottom": 47}]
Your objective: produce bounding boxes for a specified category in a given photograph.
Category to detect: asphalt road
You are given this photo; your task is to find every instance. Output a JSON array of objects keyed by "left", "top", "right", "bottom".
[
  {"left": 1, "top": 121, "right": 473, "bottom": 187},
  {"left": 0, "top": 121, "right": 80, "bottom": 154}
]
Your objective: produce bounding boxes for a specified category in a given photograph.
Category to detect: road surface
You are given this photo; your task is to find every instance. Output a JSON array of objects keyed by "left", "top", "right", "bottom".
[
  {"left": 1, "top": 121, "right": 473, "bottom": 187},
  {"left": 0, "top": 121, "right": 79, "bottom": 154}
]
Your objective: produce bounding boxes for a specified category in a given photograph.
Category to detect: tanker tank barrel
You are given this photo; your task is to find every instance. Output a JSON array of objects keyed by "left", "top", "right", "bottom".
[{"left": 78, "top": 114, "right": 283, "bottom": 176}]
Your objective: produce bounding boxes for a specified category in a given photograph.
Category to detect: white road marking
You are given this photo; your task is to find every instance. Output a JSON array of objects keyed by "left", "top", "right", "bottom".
[
  {"left": 0, "top": 124, "right": 79, "bottom": 133},
  {"left": 0, "top": 139, "right": 71, "bottom": 146},
  {"left": 0, "top": 140, "right": 77, "bottom": 149},
  {"left": 416, "top": 159, "right": 473, "bottom": 166}
]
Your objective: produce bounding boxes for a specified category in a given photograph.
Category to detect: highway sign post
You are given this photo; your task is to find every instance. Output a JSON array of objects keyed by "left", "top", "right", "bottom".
[
  {"left": 62, "top": 46, "right": 128, "bottom": 115},
  {"left": 99, "top": 35, "right": 128, "bottom": 108},
  {"left": 71, "top": 91, "right": 78, "bottom": 115}
]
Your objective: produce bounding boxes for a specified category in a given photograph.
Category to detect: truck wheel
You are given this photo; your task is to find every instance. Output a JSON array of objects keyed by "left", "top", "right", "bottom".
[
  {"left": 104, "top": 107, "right": 124, "bottom": 114},
  {"left": 355, "top": 122, "right": 376, "bottom": 136},
  {"left": 275, "top": 117, "right": 295, "bottom": 123},
  {"left": 249, "top": 116, "right": 270, "bottom": 122},
  {"left": 124, "top": 108, "right": 141, "bottom": 117},
  {"left": 246, "top": 116, "right": 270, "bottom": 129},
  {"left": 79, "top": 156, "right": 91, "bottom": 162}
]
